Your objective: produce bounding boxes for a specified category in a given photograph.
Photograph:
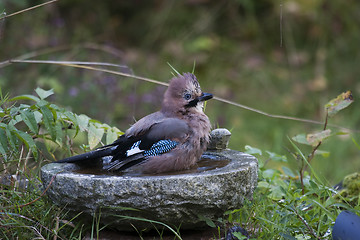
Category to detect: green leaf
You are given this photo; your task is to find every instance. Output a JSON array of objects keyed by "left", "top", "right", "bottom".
[
  {"left": 49, "top": 103, "right": 61, "bottom": 111},
  {"left": 244, "top": 145, "right": 262, "bottom": 155},
  {"left": 63, "top": 111, "right": 77, "bottom": 125},
  {"left": 266, "top": 151, "right": 287, "bottom": 162},
  {"left": 268, "top": 185, "right": 286, "bottom": 201},
  {"left": 35, "top": 87, "right": 54, "bottom": 100},
  {"left": 55, "top": 121, "right": 64, "bottom": 146},
  {"left": 295, "top": 234, "right": 311, "bottom": 240},
  {"left": 280, "top": 233, "right": 297, "bottom": 240},
  {"left": 88, "top": 122, "right": 104, "bottom": 149},
  {"left": 62, "top": 111, "right": 79, "bottom": 136},
  {"left": 197, "top": 215, "right": 216, "bottom": 228},
  {"left": 352, "top": 137, "right": 360, "bottom": 150},
  {"left": 335, "top": 131, "right": 350, "bottom": 136},
  {"left": 76, "top": 114, "right": 90, "bottom": 132},
  {"left": 257, "top": 181, "right": 270, "bottom": 189},
  {"left": 0, "top": 142, "right": 6, "bottom": 157},
  {"left": 306, "top": 129, "right": 331, "bottom": 146},
  {"left": 20, "top": 110, "right": 39, "bottom": 134},
  {"left": 9, "top": 106, "right": 20, "bottom": 116},
  {"left": 36, "top": 99, "right": 49, "bottom": 107},
  {"left": 106, "top": 128, "right": 119, "bottom": 145},
  {"left": 13, "top": 115, "right": 23, "bottom": 125},
  {"left": 282, "top": 166, "right": 296, "bottom": 178},
  {"left": 9, "top": 94, "right": 40, "bottom": 102},
  {"left": 14, "top": 130, "right": 38, "bottom": 158},
  {"left": 49, "top": 106, "right": 58, "bottom": 121},
  {"left": 39, "top": 105, "right": 56, "bottom": 140},
  {"left": 262, "top": 169, "right": 278, "bottom": 179},
  {"left": 0, "top": 128, "right": 8, "bottom": 157},
  {"left": 314, "top": 150, "right": 330, "bottom": 157},
  {"left": 19, "top": 103, "right": 31, "bottom": 109},
  {"left": 5, "top": 124, "right": 17, "bottom": 150},
  {"left": 33, "top": 110, "right": 43, "bottom": 123},
  {"left": 325, "top": 91, "right": 354, "bottom": 117},
  {"left": 204, "top": 217, "right": 216, "bottom": 228},
  {"left": 292, "top": 134, "right": 310, "bottom": 145},
  {"left": 232, "top": 231, "right": 247, "bottom": 240}
]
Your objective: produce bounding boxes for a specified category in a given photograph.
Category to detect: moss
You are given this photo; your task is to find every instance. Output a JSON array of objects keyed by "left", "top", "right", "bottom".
[{"left": 334, "top": 172, "right": 360, "bottom": 206}]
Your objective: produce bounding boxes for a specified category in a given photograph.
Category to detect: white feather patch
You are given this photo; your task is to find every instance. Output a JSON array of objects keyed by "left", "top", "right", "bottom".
[
  {"left": 195, "top": 101, "right": 204, "bottom": 113},
  {"left": 126, "top": 146, "right": 144, "bottom": 156}
]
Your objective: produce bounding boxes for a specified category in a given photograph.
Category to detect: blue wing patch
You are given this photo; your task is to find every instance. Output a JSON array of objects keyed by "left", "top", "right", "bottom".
[
  {"left": 144, "top": 139, "right": 179, "bottom": 157},
  {"left": 127, "top": 139, "right": 178, "bottom": 157}
]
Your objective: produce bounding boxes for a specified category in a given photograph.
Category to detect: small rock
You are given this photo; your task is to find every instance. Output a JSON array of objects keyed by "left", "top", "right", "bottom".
[
  {"left": 226, "top": 225, "right": 249, "bottom": 240},
  {"left": 207, "top": 128, "right": 232, "bottom": 150}
]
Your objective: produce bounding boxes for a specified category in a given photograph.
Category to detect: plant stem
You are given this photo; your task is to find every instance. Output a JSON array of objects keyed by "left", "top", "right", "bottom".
[
  {"left": 292, "top": 206, "right": 321, "bottom": 240},
  {"left": 304, "top": 111, "right": 328, "bottom": 172}
]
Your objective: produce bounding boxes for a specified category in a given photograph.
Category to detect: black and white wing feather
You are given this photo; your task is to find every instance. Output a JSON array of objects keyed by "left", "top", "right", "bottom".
[{"left": 56, "top": 117, "right": 189, "bottom": 172}]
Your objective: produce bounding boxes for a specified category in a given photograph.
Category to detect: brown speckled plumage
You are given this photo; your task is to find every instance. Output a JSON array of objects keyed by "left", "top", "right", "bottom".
[{"left": 127, "top": 73, "right": 212, "bottom": 173}]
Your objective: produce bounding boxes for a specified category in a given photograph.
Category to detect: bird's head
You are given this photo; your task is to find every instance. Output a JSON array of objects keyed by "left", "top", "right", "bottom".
[{"left": 161, "top": 73, "right": 213, "bottom": 115}]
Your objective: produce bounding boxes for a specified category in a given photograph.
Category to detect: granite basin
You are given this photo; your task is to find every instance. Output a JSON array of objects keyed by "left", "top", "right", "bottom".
[{"left": 41, "top": 150, "right": 258, "bottom": 231}]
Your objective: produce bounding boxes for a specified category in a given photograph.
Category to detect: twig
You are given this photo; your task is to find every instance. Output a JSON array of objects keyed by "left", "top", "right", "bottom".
[
  {"left": 23, "top": 149, "right": 32, "bottom": 173},
  {"left": 53, "top": 216, "right": 59, "bottom": 240},
  {"left": 14, "top": 145, "right": 24, "bottom": 190},
  {"left": 4, "top": 59, "right": 359, "bottom": 133},
  {"left": 213, "top": 96, "right": 328, "bottom": 127},
  {"left": 291, "top": 206, "right": 321, "bottom": 240},
  {"left": 304, "top": 111, "right": 328, "bottom": 174},
  {"left": 10, "top": 59, "right": 169, "bottom": 87},
  {"left": 323, "top": 111, "right": 329, "bottom": 131},
  {"left": 9, "top": 59, "right": 129, "bottom": 69},
  {"left": 308, "top": 142, "right": 322, "bottom": 166},
  {"left": 0, "top": 0, "right": 59, "bottom": 21},
  {"left": 0, "top": 43, "right": 126, "bottom": 68}
]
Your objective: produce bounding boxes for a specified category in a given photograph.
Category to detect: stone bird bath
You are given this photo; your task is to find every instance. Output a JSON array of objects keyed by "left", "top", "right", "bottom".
[{"left": 41, "top": 129, "right": 258, "bottom": 231}]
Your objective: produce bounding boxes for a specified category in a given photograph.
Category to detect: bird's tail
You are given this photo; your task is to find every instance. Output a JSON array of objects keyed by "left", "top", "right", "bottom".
[
  {"left": 55, "top": 146, "right": 115, "bottom": 163},
  {"left": 103, "top": 152, "right": 145, "bottom": 171}
]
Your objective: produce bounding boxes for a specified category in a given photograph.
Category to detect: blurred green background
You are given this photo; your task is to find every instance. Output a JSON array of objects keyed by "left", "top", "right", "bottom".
[{"left": 0, "top": 0, "right": 359, "bottom": 183}]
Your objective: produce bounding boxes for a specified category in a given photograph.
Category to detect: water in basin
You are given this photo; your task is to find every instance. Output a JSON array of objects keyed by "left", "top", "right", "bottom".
[{"left": 74, "top": 154, "right": 230, "bottom": 177}]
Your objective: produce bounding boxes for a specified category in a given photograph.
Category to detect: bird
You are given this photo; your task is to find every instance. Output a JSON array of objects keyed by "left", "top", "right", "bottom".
[{"left": 57, "top": 72, "right": 213, "bottom": 174}]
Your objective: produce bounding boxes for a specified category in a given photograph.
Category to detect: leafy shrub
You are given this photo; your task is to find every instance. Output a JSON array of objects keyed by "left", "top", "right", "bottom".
[
  {"left": 224, "top": 91, "right": 358, "bottom": 239},
  {"left": 0, "top": 87, "right": 122, "bottom": 173}
]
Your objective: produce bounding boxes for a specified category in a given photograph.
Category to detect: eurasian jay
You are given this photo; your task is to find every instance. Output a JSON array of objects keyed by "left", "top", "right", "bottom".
[{"left": 57, "top": 73, "right": 212, "bottom": 174}]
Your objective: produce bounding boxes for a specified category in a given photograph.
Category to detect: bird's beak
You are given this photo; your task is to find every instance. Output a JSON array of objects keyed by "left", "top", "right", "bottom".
[
  {"left": 198, "top": 92, "right": 213, "bottom": 102},
  {"left": 185, "top": 92, "right": 213, "bottom": 108}
]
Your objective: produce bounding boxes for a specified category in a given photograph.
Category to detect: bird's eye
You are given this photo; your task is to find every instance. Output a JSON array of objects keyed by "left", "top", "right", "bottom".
[{"left": 184, "top": 93, "right": 192, "bottom": 100}]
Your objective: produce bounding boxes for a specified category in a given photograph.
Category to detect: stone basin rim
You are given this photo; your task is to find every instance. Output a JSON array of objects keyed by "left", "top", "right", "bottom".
[{"left": 42, "top": 151, "right": 255, "bottom": 179}]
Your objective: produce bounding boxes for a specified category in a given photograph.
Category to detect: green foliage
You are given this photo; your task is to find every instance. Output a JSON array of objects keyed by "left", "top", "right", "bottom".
[
  {"left": 0, "top": 87, "right": 123, "bottom": 172},
  {"left": 224, "top": 92, "right": 357, "bottom": 239},
  {"left": 0, "top": 178, "right": 86, "bottom": 239},
  {"left": 0, "top": 87, "right": 125, "bottom": 239},
  {"left": 226, "top": 155, "right": 347, "bottom": 239}
]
